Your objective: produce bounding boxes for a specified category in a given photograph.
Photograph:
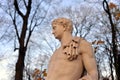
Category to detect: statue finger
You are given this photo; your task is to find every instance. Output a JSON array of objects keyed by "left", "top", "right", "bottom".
[
  {"left": 67, "top": 55, "right": 74, "bottom": 61},
  {"left": 68, "top": 43, "right": 72, "bottom": 56},
  {"left": 72, "top": 47, "right": 76, "bottom": 59}
]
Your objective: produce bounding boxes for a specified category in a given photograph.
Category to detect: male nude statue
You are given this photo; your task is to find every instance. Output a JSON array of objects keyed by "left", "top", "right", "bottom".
[{"left": 46, "top": 18, "right": 98, "bottom": 80}]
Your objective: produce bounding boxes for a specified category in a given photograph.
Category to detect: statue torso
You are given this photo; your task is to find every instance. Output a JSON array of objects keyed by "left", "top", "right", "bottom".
[{"left": 46, "top": 46, "right": 83, "bottom": 80}]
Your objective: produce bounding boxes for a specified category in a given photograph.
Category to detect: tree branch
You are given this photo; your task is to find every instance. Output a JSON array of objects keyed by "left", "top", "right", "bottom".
[
  {"left": 13, "top": 10, "right": 20, "bottom": 41},
  {"left": 23, "top": 0, "right": 27, "bottom": 9},
  {"left": 26, "top": 0, "right": 32, "bottom": 18},
  {"left": 14, "top": 0, "right": 24, "bottom": 17}
]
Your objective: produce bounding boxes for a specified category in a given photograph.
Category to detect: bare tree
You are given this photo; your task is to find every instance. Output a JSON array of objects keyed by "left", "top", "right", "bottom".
[
  {"left": 48, "top": 4, "right": 98, "bottom": 40},
  {"left": 0, "top": 0, "right": 53, "bottom": 79},
  {"left": 103, "top": 0, "right": 120, "bottom": 80}
]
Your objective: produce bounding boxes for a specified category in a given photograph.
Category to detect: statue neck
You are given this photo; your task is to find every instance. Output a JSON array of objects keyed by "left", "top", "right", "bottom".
[{"left": 60, "top": 32, "right": 73, "bottom": 46}]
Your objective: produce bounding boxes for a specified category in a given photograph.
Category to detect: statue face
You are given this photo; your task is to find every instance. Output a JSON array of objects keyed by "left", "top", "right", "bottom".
[{"left": 52, "top": 24, "right": 65, "bottom": 40}]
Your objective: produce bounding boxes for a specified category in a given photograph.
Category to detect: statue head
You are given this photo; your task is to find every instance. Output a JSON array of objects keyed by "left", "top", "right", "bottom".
[{"left": 52, "top": 17, "right": 73, "bottom": 33}]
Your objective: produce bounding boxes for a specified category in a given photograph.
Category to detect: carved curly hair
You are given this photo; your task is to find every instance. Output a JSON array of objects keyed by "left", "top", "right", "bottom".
[{"left": 52, "top": 17, "right": 73, "bottom": 33}]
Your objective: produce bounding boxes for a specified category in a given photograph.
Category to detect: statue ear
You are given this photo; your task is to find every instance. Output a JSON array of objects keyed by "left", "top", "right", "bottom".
[
  {"left": 63, "top": 25, "right": 67, "bottom": 31},
  {"left": 64, "top": 26, "right": 70, "bottom": 32}
]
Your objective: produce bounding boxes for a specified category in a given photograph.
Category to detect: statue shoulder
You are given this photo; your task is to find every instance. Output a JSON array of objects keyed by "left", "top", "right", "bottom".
[{"left": 72, "top": 36, "right": 87, "bottom": 45}]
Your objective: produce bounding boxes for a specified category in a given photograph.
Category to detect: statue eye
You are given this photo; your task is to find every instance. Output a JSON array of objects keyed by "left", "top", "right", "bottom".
[
  {"left": 60, "top": 21, "right": 63, "bottom": 24},
  {"left": 53, "top": 26, "right": 56, "bottom": 30}
]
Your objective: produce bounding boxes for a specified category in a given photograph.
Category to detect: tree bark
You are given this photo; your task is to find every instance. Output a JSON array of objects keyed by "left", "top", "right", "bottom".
[{"left": 15, "top": 47, "right": 26, "bottom": 80}]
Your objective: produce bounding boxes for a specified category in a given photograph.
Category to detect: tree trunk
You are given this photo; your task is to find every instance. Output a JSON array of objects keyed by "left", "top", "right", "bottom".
[
  {"left": 103, "top": 0, "right": 119, "bottom": 79},
  {"left": 15, "top": 47, "right": 26, "bottom": 80}
]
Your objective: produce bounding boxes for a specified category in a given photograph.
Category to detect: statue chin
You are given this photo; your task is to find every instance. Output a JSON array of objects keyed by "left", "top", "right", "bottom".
[{"left": 55, "top": 36, "right": 61, "bottom": 40}]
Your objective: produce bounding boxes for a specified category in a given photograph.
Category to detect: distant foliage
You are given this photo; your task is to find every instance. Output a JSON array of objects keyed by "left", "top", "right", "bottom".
[
  {"left": 109, "top": 2, "right": 120, "bottom": 21},
  {"left": 32, "top": 68, "right": 47, "bottom": 80}
]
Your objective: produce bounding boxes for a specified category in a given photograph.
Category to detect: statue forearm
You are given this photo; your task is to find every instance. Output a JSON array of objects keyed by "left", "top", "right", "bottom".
[{"left": 90, "top": 72, "right": 98, "bottom": 80}]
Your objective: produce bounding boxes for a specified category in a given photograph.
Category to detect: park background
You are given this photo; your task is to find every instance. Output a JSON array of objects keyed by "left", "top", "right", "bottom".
[{"left": 0, "top": 0, "right": 120, "bottom": 80}]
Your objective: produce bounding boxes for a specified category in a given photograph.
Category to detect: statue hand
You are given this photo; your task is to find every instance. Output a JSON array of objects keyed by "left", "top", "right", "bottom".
[
  {"left": 63, "top": 37, "right": 80, "bottom": 61},
  {"left": 79, "top": 75, "right": 92, "bottom": 80},
  {"left": 67, "top": 42, "right": 79, "bottom": 61}
]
